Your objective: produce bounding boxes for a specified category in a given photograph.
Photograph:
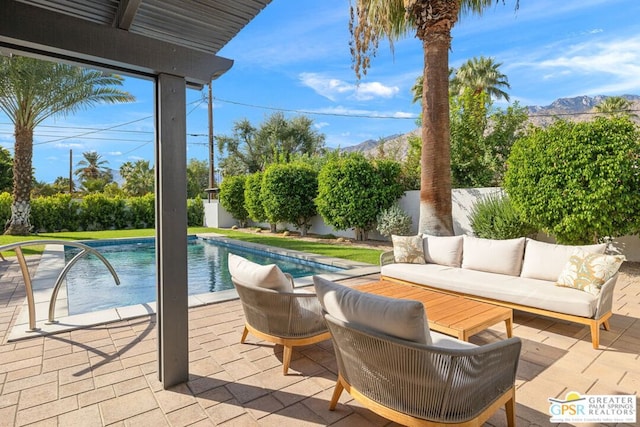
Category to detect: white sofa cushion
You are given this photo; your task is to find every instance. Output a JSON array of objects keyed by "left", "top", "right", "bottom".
[
  {"left": 556, "top": 249, "right": 624, "bottom": 296},
  {"left": 392, "top": 235, "right": 426, "bottom": 264},
  {"left": 521, "top": 239, "right": 607, "bottom": 282},
  {"left": 228, "top": 253, "right": 292, "bottom": 292},
  {"left": 423, "top": 235, "right": 463, "bottom": 267},
  {"left": 462, "top": 236, "right": 526, "bottom": 277},
  {"left": 313, "top": 276, "right": 432, "bottom": 345},
  {"left": 381, "top": 263, "right": 599, "bottom": 318}
]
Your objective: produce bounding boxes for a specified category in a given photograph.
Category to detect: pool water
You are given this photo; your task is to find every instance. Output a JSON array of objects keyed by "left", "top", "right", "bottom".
[{"left": 64, "top": 237, "right": 341, "bottom": 315}]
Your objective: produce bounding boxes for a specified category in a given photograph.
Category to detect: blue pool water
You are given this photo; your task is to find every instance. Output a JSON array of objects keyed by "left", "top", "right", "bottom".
[{"left": 64, "top": 237, "right": 342, "bottom": 315}]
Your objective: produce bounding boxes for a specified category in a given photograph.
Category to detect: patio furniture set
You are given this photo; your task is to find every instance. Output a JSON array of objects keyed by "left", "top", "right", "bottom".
[{"left": 228, "top": 234, "right": 625, "bottom": 426}]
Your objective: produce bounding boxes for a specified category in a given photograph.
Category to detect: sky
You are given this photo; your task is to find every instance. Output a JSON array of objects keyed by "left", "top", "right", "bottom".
[{"left": 1, "top": 0, "right": 640, "bottom": 183}]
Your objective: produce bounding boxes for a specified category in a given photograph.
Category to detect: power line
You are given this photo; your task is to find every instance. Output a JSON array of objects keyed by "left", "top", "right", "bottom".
[{"left": 213, "top": 97, "right": 419, "bottom": 119}]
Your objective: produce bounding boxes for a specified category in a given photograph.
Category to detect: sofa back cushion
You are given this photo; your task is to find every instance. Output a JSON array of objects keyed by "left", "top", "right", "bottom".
[
  {"left": 462, "top": 236, "right": 526, "bottom": 276},
  {"left": 228, "top": 253, "right": 293, "bottom": 292},
  {"left": 520, "top": 239, "right": 607, "bottom": 282},
  {"left": 313, "top": 276, "right": 432, "bottom": 345},
  {"left": 423, "top": 235, "right": 464, "bottom": 267}
]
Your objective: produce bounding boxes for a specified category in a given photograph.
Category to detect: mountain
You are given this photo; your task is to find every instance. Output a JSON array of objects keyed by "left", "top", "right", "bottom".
[{"left": 342, "top": 94, "right": 640, "bottom": 159}]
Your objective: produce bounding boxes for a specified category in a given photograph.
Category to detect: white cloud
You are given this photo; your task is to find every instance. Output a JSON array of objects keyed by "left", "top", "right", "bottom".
[
  {"left": 313, "top": 105, "right": 417, "bottom": 119},
  {"left": 314, "top": 122, "right": 330, "bottom": 129},
  {"left": 353, "top": 82, "right": 399, "bottom": 101},
  {"left": 54, "top": 142, "right": 84, "bottom": 149},
  {"left": 299, "top": 73, "right": 399, "bottom": 102},
  {"left": 510, "top": 35, "right": 640, "bottom": 96},
  {"left": 108, "top": 151, "right": 123, "bottom": 156}
]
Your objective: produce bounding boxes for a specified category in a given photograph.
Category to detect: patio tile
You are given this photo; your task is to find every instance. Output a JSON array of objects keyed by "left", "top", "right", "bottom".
[
  {"left": 165, "top": 402, "right": 208, "bottom": 426},
  {"left": 57, "top": 404, "right": 103, "bottom": 427},
  {"left": 77, "top": 386, "right": 115, "bottom": 408},
  {"left": 99, "top": 388, "right": 158, "bottom": 425},
  {"left": 123, "top": 408, "right": 170, "bottom": 427},
  {"left": 1, "top": 257, "right": 639, "bottom": 426},
  {"left": 15, "top": 395, "right": 77, "bottom": 426}
]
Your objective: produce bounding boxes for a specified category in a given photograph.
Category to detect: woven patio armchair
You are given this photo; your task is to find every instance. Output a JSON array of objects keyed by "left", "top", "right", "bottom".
[
  {"left": 231, "top": 277, "right": 330, "bottom": 374},
  {"left": 325, "top": 313, "right": 522, "bottom": 427}
]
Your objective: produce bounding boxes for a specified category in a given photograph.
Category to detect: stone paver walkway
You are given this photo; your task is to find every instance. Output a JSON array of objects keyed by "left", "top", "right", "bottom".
[{"left": 0, "top": 257, "right": 638, "bottom": 426}]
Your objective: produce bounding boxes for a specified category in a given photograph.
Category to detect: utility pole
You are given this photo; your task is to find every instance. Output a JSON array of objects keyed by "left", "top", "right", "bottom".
[
  {"left": 208, "top": 81, "right": 215, "bottom": 190},
  {"left": 69, "top": 149, "right": 73, "bottom": 194}
]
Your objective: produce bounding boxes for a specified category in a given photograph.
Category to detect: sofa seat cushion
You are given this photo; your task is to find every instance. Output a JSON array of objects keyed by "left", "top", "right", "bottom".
[
  {"left": 430, "top": 331, "right": 477, "bottom": 350},
  {"left": 521, "top": 239, "right": 607, "bottom": 282},
  {"left": 381, "top": 263, "right": 598, "bottom": 318}
]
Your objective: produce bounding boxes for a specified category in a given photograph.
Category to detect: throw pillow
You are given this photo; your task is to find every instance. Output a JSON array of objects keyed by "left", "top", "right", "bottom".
[
  {"left": 423, "top": 235, "right": 464, "bottom": 267},
  {"left": 392, "top": 235, "right": 426, "bottom": 264},
  {"left": 556, "top": 249, "right": 624, "bottom": 296},
  {"left": 228, "top": 253, "right": 293, "bottom": 292},
  {"left": 313, "top": 276, "right": 432, "bottom": 345}
]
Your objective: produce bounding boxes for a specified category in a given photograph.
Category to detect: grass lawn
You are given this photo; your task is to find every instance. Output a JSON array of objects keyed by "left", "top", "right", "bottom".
[{"left": 0, "top": 227, "right": 384, "bottom": 265}]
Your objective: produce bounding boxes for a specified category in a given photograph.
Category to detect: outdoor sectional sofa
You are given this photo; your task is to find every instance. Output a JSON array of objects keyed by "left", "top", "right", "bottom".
[{"left": 380, "top": 235, "right": 624, "bottom": 349}]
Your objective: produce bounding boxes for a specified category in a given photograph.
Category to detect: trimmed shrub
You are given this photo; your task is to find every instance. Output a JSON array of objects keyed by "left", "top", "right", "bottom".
[
  {"left": 244, "top": 172, "right": 266, "bottom": 223},
  {"left": 376, "top": 204, "right": 412, "bottom": 238},
  {"left": 126, "top": 193, "right": 155, "bottom": 228},
  {"left": 0, "top": 192, "right": 11, "bottom": 229},
  {"left": 505, "top": 116, "right": 640, "bottom": 244},
  {"left": 187, "top": 198, "right": 204, "bottom": 226},
  {"left": 219, "top": 175, "right": 249, "bottom": 227},
  {"left": 79, "top": 193, "right": 126, "bottom": 231},
  {"left": 468, "top": 194, "right": 536, "bottom": 240},
  {"left": 261, "top": 163, "right": 317, "bottom": 236},
  {"left": 30, "top": 194, "right": 79, "bottom": 232}
]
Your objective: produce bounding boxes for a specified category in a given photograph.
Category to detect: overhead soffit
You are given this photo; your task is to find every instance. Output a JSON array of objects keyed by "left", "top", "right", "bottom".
[{"left": 17, "top": 0, "right": 271, "bottom": 55}]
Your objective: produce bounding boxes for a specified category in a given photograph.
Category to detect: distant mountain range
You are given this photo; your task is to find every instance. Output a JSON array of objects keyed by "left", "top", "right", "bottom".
[{"left": 343, "top": 94, "right": 640, "bottom": 158}]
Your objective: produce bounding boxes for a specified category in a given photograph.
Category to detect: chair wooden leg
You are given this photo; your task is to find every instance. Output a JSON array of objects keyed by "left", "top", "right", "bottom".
[
  {"left": 240, "top": 326, "right": 249, "bottom": 344},
  {"left": 329, "top": 377, "right": 344, "bottom": 410},
  {"left": 282, "top": 345, "right": 293, "bottom": 375},
  {"left": 603, "top": 319, "right": 611, "bottom": 331},
  {"left": 505, "top": 391, "right": 516, "bottom": 427},
  {"left": 590, "top": 321, "right": 600, "bottom": 349}
]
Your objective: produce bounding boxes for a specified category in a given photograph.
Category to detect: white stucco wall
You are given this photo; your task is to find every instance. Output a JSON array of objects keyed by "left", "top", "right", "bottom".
[{"left": 204, "top": 189, "right": 640, "bottom": 261}]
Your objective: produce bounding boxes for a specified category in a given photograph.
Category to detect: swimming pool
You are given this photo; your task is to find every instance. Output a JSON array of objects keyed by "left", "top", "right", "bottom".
[{"left": 64, "top": 237, "right": 343, "bottom": 315}]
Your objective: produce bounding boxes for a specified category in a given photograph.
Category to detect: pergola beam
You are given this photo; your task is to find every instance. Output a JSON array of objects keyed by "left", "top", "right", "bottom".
[
  {"left": 114, "top": 0, "right": 142, "bottom": 30},
  {"left": 0, "top": 1, "right": 232, "bottom": 86}
]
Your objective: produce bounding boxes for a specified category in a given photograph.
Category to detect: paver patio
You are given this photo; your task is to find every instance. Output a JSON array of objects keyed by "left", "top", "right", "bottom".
[{"left": 0, "top": 256, "right": 638, "bottom": 426}]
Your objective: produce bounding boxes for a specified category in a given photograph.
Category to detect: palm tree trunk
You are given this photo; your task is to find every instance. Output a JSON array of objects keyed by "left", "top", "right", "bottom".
[
  {"left": 418, "top": 32, "right": 454, "bottom": 236},
  {"left": 5, "top": 125, "right": 33, "bottom": 235}
]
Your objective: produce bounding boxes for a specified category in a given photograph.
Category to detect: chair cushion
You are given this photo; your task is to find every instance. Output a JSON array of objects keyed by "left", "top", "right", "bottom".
[
  {"left": 423, "top": 235, "right": 463, "bottom": 267},
  {"left": 228, "top": 253, "right": 292, "bottom": 292},
  {"left": 392, "top": 235, "right": 425, "bottom": 264},
  {"left": 556, "top": 249, "right": 624, "bottom": 296},
  {"left": 462, "top": 236, "right": 526, "bottom": 276},
  {"left": 313, "top": 276, "right": 432, "bottom": 345},
  {"left": 520, "top": 239, "right": 607, "bottom": 282}
]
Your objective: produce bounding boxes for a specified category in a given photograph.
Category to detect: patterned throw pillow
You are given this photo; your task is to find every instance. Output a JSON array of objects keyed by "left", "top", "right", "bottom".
[
  {"left": 392, "top": 235, "right": 426, "bottom": 264},
  {"left": 556, "top": 248, "right": 624, "bottom": 296}
]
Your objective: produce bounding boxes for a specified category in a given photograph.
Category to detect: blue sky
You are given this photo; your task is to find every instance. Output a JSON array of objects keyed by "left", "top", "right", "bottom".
[{"left": 1, "top": 0, "right": 640, "bottom": 183}]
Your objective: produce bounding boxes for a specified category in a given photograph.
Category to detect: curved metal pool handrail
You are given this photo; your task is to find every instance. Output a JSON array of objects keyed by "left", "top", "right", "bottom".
[{"left": 0, "top": 240, "right": 120, "bottom": 330}]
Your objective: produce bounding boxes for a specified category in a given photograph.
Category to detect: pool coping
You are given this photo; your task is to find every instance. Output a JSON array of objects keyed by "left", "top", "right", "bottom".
[{"left": 7, "top": 233, "right": 380, "bottom": 341}]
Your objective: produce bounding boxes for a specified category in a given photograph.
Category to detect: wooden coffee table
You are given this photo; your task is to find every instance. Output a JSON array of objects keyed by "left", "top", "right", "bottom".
[{"left": 355, "top": 280, "right": 513, "bottom": 341}]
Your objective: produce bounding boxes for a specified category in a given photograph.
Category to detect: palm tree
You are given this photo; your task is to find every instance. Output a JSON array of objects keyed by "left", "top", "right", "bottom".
[
  {"left": 0, "top": 56, "right": 134, "bottom": 235},
  {"left": 121, "top": 160, "right": 154, "bottom": 196},
  {"left": 74, "top": 151, "right": 110, "bottom": 181},
  {"left": 450, "top": 56, "right": 511, "bottom": 101},
  {"left": 350, "top": 0, "right": 518, "bottom": 235},
  {"left": 594, "top": 96, "right": 638, "bottom": 118}
]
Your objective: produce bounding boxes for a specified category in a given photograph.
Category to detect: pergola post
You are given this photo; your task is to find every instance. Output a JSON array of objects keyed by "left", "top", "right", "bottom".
[{"left": 155, "top": 73, "right": 189, "bottom": 388}]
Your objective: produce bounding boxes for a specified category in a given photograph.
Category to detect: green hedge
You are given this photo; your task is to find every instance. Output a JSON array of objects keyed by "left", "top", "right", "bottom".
[{"left": 0, "top": 192, "right": 203, "bottom": 232}]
